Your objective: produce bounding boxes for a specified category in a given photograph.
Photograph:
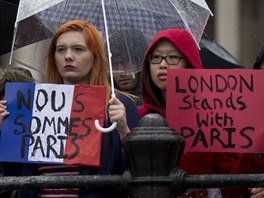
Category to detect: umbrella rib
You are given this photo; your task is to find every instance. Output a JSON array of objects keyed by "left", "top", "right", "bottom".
[
  {"left": 168, "top": 0, "right": 200, "bottom": 49},
  {"left": 9, "top": 23, "right": 18, "bottom": 65},
  {"left": 101, "top": 0, "right": 115, "bottom": 98}
]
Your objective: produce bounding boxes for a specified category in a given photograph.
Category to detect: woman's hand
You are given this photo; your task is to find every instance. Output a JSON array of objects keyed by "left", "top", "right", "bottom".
[
  {"left": 108, "top": 97, "right": 130, "bottom": 139},
  {"left": 250, "top": 188, "right": 264, "bottom": 198},
  {"left": 0, "top": 100, "right": 9, "bottom": 126}
]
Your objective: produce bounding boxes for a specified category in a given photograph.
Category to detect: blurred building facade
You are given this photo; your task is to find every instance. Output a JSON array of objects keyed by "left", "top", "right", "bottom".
[{"left": 204, "top": 0, "right": 264, "bottom": 68}]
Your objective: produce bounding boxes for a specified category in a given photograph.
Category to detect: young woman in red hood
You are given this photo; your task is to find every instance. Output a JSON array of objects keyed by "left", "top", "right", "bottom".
[{"left": 137, "top": 29, "right": 263, "bottom": 197}]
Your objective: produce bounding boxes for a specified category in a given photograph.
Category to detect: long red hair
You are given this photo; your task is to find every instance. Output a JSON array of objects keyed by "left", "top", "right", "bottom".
[{"left": 45, "top": 20, "right": 111, "bottom": 112}]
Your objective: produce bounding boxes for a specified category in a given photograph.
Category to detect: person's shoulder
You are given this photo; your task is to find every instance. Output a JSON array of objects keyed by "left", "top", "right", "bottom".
[
  {"left": 116, "top": 92, "right": 136, "bottom": 106},
  {"left": 137, "top": 105, "right": 148, "bottom": 118},
  {"left": 137, "top": 105, "right": 145, "bottom": 112}
]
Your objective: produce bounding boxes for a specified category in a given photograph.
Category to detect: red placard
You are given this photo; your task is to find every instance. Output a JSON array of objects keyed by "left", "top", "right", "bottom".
[{"left": 166, "top": 69, "right": 264, "bottom": 153}]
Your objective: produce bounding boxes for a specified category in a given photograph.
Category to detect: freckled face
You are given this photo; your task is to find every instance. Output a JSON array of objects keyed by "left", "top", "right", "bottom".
[
  {"left": 150, "top": 40, "right": 188, "bottom": 93},
  {"left": 55, "top": 31, "right": 94, "bottom": 84}
]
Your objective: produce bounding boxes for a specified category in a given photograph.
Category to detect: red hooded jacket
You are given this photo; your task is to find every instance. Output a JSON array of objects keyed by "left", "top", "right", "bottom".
[
  {"left": 138, "top": 29, "right": 223, "bottom": 174},
  {"left": 138, "top": 29, "right": 264, "bottom": 197}
]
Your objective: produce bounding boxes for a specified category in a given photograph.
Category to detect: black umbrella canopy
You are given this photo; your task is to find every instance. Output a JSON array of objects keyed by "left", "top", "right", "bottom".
[
  {"left": 199, "top": 39, "right": 244, "bottom": 69},
  {"left": 0, "top": 0, "right": 19, "bottom": 56}
]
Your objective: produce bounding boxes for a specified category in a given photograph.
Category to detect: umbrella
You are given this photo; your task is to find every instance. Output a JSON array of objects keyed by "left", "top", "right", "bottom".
[
  {"left": 199, "top": 39, "right": 244, "bottom": 69},
  {"left": 109, "top": 29, "right": 150, "bottom": 76},
  {"left": 10, "top": 0, "right": 213, "bottom": 61},
  {"left": 9, "top": 0, "right": 213, "bottom": 131}
]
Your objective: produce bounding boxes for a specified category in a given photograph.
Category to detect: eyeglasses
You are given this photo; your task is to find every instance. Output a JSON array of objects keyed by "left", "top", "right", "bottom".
[{"left": 148, "top": 55, "right": 184, "bottom": 65}]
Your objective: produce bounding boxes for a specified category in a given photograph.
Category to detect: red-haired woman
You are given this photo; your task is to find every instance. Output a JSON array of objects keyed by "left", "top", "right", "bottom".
[{"left": 0, "top": 20, "right": 139, "bottom": 198}]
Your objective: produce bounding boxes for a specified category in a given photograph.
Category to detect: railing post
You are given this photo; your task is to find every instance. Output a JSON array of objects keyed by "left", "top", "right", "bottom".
[{"left": 123, "top": 113, "right": 185, "bottom": 198}]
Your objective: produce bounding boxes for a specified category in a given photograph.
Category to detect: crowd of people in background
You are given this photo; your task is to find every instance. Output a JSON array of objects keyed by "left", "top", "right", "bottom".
[{"left": 0, "top": 17, "right": 264, "bottom": 198}]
